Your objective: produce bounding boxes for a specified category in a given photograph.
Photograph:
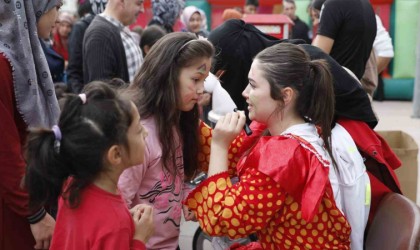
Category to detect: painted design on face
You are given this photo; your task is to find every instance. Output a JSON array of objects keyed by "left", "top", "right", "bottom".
[{"left": 197, "top": 64, "right": 207, "bottom": 74}]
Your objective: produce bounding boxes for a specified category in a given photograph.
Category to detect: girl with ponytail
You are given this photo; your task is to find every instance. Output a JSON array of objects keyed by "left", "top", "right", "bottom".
[
  {"left": 185, "top": 43, "right": 351, "bottom": 249},
  {"left": 24, "top": 82, "right": 154, "bottom": 250}
]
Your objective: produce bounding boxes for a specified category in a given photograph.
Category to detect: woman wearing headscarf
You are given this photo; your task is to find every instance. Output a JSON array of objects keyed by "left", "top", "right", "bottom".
[
  {"left": 148, "top": 0, "right": 184, "bottom": 33},
  {"left": 180, "top": 6, "right": 209, "bottom": 37},
  {"left": 0, "top": 1, "right": 61, "bottom": 249},
  {"left": 67, "top": 0, "right": 108, "bottom": 93},
  {"left": 52, "top": 11, "right": 74, "bottom": 63}
]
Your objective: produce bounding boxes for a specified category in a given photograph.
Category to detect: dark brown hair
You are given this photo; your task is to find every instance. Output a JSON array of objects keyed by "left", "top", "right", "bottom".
[
  {"left": 25, "top": 82, "right": 133, "bottom": 210},
  {"left": 255, "top": 43, "right": 337, "bottom": 169},
  {"left": 130, "top": 32, "right": 214, "bottom": 179}
]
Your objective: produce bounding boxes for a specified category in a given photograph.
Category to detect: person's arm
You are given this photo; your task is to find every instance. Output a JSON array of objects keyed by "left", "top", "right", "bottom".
[
  {"left": 312, "top": 34, "right": 334, "bottom": 54},
  {"left": 376, "top": 57, "right": 392, "bottom": 74},
  {"left": 198, "top": 121, "right": 245, "bottom": 177},
  {"left": 92, "top": 230, "right": 146, "bottom": 250},
  {"left": 67, "top": 21, "right": 87, "bottom": 93},
  {"left": 312, "top": 0, "right": 341, "bottom": 54},
  {"left": 185, "top": 168, "right": 285, "bottom": 238},
  {"left": 373, "top": 15, "right": 394, "bottom": 73},
  {"left": 0, "top": 55, "right": 55, "bottom": 249}
]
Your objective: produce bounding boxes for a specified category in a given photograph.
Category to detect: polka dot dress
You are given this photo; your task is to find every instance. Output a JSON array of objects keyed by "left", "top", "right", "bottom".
[{"left": 188, "top": 126, "right": 351, "bottom": 249}]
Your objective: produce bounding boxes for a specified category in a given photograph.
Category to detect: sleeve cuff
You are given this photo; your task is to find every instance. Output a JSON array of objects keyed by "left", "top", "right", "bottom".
[
  {"left": 184, "top": 171, "right": 230, "bottom": 204},
  {"left": 27, "top": 207, "right": 47, "bottom": 224}
]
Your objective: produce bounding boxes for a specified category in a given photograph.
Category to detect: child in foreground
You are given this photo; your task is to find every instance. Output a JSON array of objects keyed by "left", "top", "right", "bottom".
[{"left": 25, "top": 82, "right": 154, "bottom": 250}]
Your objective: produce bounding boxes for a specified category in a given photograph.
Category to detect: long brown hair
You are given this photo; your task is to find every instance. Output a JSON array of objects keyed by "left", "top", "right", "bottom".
[
  {"left": 255, "top": 43, "right": 337, "bottom": 169},
  {"left": 130, "top": 32, "right": 214, "bottom": 179}
]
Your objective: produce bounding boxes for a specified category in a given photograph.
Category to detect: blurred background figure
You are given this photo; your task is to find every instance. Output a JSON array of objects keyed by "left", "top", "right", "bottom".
[
  {"left": 140, "top": 25, "right": 167, "bottom": 56},
  {"left": 312, "top": 0, "right": 376, "bottom": 80},
  {"left": 131, "top": 25, "right": 144, "bottom": 45},
  {"left": 67, "top": 0, "right": 108, "bottom": 93},
  {"left": 244, "top": 0, "right": 258, "bottom": 14},
  {"left": 148, "top": 0, "right": 184, "bottom": 33},
  {"left": 282, "top": 0, "right": 311, "bottom": 44},
  {"left": 52, "top": 11, "right": 74, "bottom": 65},
  {"left": 181, "top": 6, "right": 209, "bottom": 37},
  {"left": 222, "top": 8, "right": 243, "bottom": 21}
]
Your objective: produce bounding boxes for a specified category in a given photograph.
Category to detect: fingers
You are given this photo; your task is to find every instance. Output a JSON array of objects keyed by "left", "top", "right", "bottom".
[
  {"left": 33, "top": 239, "right": 50, "bottom": 250},
  {"left": 132, "top": 206, "right": 142, "bottom": 221},
  {"left": 33, "top": 240, "right": 43, "bottom": 249},
  {"left": 43, "top": 239, "right": 50, "bottom": 249}
]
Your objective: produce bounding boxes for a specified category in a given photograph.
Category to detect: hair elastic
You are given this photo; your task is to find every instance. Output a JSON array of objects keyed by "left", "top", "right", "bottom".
[
  {"left": 52, "top": 125, "right": 62, "bottom": 154},
  {"left": 79, "top": 93, "right": 87, "bottom": 104}
]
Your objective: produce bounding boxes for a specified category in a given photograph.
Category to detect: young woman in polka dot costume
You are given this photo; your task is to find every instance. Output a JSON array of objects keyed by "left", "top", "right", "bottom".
[{"left": 186, "top": 43, "right": 351, "bottom": 249}]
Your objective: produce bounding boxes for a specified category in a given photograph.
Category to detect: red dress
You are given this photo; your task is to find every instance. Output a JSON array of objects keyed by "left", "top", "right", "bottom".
[
  {"left": 187, "top": 122, "right": 351, "bottom": 249},
  {"left": 0, "top": 53, "right": 36, "bottom": 249}
]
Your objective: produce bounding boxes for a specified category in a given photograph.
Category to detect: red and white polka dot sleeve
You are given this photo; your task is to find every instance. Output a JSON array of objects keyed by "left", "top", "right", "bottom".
[
  {"left": 198, "top": 121, "right": 244, "bottom": 176},
  {"left": 185, "top": 167, "right": 285, "bottom": 239}
]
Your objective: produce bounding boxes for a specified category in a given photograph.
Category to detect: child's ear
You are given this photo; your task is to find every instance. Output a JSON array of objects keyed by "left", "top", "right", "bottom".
[{"left": 106, "top": 145, "right": 122, "bottom": 166}]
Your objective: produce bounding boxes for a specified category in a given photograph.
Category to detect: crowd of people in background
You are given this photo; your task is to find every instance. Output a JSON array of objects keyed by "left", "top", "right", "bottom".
[{"left": 0, "top": 0, "right": 400, "bottom": 249}]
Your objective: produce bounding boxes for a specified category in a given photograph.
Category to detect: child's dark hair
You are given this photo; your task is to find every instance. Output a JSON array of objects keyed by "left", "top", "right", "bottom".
[
  {"left": 131, "top": 32, "right": 214, "bottom": 179},
  {"left": 140, "top": 25, "right": 167, "bottom": 56},
  {"left": 25, "top": 82, "right": 134, "bottom": 211},
  {"left": 255, "top": 43, "right": 337, "bottom": 169}
]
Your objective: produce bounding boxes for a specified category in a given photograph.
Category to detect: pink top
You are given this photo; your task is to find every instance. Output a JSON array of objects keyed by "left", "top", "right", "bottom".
[
  {"left": 119, "top": 117, "right": 192, "bottom": 250},
  {"left": 51, "top": 184, "right": 145, "bottom": 250}
]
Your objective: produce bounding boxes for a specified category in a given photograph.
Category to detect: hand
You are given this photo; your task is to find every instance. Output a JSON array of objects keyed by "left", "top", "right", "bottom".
[
  {"left": 30, "top": 212, "right": 55, "bottom": 249},
  {"left": 212, "top": 111, "right": 246, "bottom": 149},
  {"left": 198, "top": 92, "right": 211, "bottom": 107},
  {"left": 132, "top": 204, "right": 154, "bottom": 243},
  {"left": 182, "top": 205, "right": 197, "bottom": 221},
  {"left": 129, "top": 204, "right": 144, "bottom": 216}
]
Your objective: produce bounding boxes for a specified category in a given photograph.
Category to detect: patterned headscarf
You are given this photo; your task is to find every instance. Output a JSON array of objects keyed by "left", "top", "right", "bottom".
[
  {"left": 0, "top": 0, "right": 61, "bottom": 128},
  {"left": 152, "top": 0, "right": 184, "bottom": 28}
]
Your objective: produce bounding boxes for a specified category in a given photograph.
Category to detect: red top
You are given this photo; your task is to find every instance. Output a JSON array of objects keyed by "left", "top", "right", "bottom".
[
  {"left": 187, "top": 122, "right": 350, "bottom": 249},
  {"left": 0, "top": 53, "right": 31, "bottom": 217},
  {"left": 53, "top": 32, "right": 69, "bottom": 61},
  {"left": 51, "top": 184, "right": 145, "bottom": 250}
]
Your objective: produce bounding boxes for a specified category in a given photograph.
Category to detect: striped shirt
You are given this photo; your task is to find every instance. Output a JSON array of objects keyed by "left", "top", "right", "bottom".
[{"left": 101, "top": 14, "right": 143, "bottom": 82}]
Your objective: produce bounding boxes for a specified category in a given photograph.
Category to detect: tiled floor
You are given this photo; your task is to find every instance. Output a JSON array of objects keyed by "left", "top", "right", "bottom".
[{"left": 178, "top": 100, "right": 420, "bottom": 250}]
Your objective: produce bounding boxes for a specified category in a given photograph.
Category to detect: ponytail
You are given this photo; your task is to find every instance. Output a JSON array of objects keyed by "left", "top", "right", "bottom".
[
  {"left": 25, "top": 128, "right": 69, "bottom": 211},
  {"left": 305, "top": 59, "right": 336, "bottom": 170},
  {"left": 24, "top": 82, "right": 134, "bottom": 210},
  {"left": 254, "top": 43, "right": 337, "bottom": 170}
]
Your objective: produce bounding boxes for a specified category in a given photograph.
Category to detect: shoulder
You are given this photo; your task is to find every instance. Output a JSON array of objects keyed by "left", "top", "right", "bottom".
[
  {"left": 86, "top": 16, "right": 116, "bottom": 35},
  {"left": 250, "top": 136, "right": 304, "bottom": 168}
]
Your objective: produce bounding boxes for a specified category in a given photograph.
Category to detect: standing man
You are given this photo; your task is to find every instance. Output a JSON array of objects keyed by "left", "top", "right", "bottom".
[
  {"left": 282, "top": 0, "right": 311, "bottom": 44},
  {"left": 83, "top": 0, "right": 144, "bottom": 84},
  {"left": 312, "top": 0, "right": 376, "bottom": 79}
]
